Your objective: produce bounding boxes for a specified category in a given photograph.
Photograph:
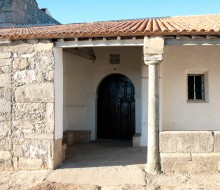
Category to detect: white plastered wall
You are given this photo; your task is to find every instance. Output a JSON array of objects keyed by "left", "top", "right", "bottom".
[
  {"left": 54, "top": 47, "right": 63, "bottom": 139},
  {"left": 162, "top": 45, "right": 220, "bottom": 131},
  {"left": 63, "top": 46, "right": 144, "bottom": 141}
]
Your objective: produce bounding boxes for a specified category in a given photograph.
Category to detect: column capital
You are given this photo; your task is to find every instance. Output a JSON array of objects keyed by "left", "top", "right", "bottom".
[
  {"left": 144, "top": 54, "right": 163, "bottom": 65},
  {"left": 144, "top": 36, "right": 164, "bottom": 56}
]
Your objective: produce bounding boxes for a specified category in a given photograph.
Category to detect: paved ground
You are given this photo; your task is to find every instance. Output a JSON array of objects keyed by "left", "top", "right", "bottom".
[
  {"left": 1, "top": 141, "right": 220, "bottom": 190},
  {"left": 46, "top": 141, "right": 147, "bottom": 186}
]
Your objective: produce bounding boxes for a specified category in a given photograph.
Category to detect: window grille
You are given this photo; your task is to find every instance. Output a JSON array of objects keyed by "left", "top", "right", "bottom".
[
  {"left": 188, "top": 74, "right": 205, "bottom": 101},
  {"left": 110, "top": 54, "right": 120, "bottom": 64}
]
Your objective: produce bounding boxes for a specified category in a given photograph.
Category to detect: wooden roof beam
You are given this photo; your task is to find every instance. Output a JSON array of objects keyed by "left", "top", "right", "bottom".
[{"left": 64, "top": 47, "right": 96, "bottom": 61}]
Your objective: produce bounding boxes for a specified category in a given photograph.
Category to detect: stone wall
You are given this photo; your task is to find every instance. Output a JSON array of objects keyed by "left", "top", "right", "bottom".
[
  {"left": 0, "top": 0, "right": 60, "bottom": 27},
  {"left": 0, "top": 40, "right": 56, "bottom": 171},
  {"left": 160, "top": 131, "right": 220, "bottom": 173}
]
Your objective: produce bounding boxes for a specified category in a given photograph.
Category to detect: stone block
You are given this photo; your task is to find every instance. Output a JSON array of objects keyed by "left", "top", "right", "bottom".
[
  {"left": 3, "top": 87, "right": 11, "bottom": 101},
  {"left": 0, "top": 59, "right": 12, "bottom": 67},
  {"left": 12, "top": 103, "right": 54, "bottom": 134},
  {"left": 0, "top": 137, "right": 11, "bottom": 151},
  {"left": 161, "top": 153, "right": 191, "bottom": 173},
  {"left": 73, "top": 130, "right": 91, "bottom": 144},
  {"left": 34, "top": 43, "right": 53, "bottom": 51},
  {"left": 160, "top": 131, "right": 214, "bottom": 153},
  {"left": 21, "top": 52, "right": 35, "bottom": 58},
  {"left": 13, "top": 70, "right": 36, "bottom": 86},
  {"left": 214, "top": 131, "right": 220, "bottom": 152},
  {"left": 0, "top": 121, "right": 11, "bottom": 135},
  {"left": 0, "top": 52, "right": 11, "bottom": 59},
  {"left": 0, "top": 65, "right": 11, "bottom": 74},
  {"left": 13, "top": 145, "right": 24, "bottom": 157},
  {"left": 0, "top": 74, "right": 11, "bottom": 87},
  {"left": 161, "top": 153, "right": 220, "bottom": 173},
  {"left": 45, "top": 103, "right": 54, "bottom": 133},
  {"left": 144, "top": 37, "right": 164, "bottom": 55},
  {"left": 0, "top": 100, "right": 11, "bottom": 114},
  {"left": 190, "top": 154, "right": 220, "bottom": 173},
  {"left": 18, "top": 158, "right": 43, "bottom": 170},
  {"left": 0, "top": 159, "right": 13, "bottom": 171},
  {"left": 14, "top": 83, "right": 54, "bottom": 103},
  {"left": 133, "top": 133, "right": 141, "bottom": 147},
  {"left": 14, "top": 59, "right": 29, "bottom": 70},
  {"left": 0, "top": 151, "right": 11, "bottom": 160}
]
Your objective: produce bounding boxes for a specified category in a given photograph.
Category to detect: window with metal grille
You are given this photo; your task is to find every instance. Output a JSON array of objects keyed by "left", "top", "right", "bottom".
[
  {"left": 110, "top": 54, "right": 120, "bottom": 64},
  {"left": 188, "top": 74, "right": 205, "bottom": 101}
]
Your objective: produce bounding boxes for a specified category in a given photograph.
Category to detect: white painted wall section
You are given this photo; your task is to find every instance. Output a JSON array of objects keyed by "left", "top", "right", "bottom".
[
  {"left": 54, "top": 48, "right": 63, "bottom": 139},
  {"left": 162, "top": 46, "right": 220, "bottom": 131},
  {"left": 63, "top": 47, "right": 142, "bottom": 141}
]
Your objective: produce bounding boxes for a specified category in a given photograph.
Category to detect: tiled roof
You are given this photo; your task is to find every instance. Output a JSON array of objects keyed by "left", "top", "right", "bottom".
[{"left": 1, "top": 15, "right": 220, "bottom": 39}]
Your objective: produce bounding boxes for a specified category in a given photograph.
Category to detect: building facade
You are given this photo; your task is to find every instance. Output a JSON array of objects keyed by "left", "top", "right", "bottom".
[{"left": 0, "top": 14, "right": 220, "bottom": 173}]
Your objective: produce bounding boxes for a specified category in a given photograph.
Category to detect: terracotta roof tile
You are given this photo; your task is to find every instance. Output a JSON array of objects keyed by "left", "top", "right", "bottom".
[{"left": 1, "top": 15, "right": 220, "bottom": 39}]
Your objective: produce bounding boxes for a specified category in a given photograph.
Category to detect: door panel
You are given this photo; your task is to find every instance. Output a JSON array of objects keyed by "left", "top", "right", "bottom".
[{"left": 97, "top": 74, "right": 135, "bottom": 140}]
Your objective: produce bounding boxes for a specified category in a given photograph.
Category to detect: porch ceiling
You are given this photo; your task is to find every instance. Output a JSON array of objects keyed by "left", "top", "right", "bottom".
[{"left": 1, "top": 15, "right": 220, "bottom": 40}]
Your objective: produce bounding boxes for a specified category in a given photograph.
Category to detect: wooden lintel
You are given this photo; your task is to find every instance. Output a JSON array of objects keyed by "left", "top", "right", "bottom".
[{"left": 64, "top": 48, "right": 96, "bottom": 61}]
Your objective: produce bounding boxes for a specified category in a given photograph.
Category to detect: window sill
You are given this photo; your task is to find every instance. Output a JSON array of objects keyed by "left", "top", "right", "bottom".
[{"left": 187, "top": 100, "right": 207, "bottom": 103}]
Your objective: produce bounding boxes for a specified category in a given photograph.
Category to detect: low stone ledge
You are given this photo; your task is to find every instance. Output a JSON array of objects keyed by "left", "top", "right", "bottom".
[
  {"left": 214, "top": 131, "right": 220, "bottom": 152},
  {"left": 161, "top": 153, "right": 220, "bottom": 173},
  {"left": 160, "top": 131, "right": 214, "bottom": 153},
  {"left": 161, "top": 153, "right": 191, "bottom": 173}
]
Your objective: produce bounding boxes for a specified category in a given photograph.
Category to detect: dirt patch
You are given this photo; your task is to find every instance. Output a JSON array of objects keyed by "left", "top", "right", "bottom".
[
  {"left": 29, "top": 172, "right": 220, "bottom": 190},
  {"left": 29, "top": 182, "right": 101, "bottom": 190},
  {"left": 29, "top": 182, "right": 148, "bottom": 190}
]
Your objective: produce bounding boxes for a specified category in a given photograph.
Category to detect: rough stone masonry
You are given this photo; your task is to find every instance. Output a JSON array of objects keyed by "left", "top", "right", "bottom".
[
  {"left": 0, "top": 0, "right": 60, "bottom": 27},
  {"left": 0, "top": 40, "right": 56, "bottom": 171}
]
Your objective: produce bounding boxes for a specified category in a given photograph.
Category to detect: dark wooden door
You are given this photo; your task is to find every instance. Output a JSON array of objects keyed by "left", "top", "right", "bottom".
[{"left": 97, "top": 74, "right": 135, "bottom": 140}]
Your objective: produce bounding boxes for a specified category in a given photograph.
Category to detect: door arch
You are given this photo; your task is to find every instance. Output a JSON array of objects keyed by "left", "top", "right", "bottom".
[{"left": 97, "top": 74, "right": 135, "bottom": 140}]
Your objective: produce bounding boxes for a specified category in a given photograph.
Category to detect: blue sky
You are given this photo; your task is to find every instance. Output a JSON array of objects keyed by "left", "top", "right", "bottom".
[{"left": 37, "top": 0, "right": 220, "bottom": 24}]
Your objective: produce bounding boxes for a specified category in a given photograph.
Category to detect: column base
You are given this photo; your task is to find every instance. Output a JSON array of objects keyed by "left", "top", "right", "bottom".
[{"left": 146, "top": 162, "right": 161, "bottom": 174}]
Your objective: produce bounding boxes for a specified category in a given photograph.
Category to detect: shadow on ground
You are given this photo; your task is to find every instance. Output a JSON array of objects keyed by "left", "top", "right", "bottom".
[{"left": 60, "top": 140, "right": 147, "bottom": 169}]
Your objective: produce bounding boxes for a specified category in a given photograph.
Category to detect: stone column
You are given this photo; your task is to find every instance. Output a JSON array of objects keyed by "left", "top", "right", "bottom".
[{"left": 143, "top": 37, "right": 164, "bottom": 173}]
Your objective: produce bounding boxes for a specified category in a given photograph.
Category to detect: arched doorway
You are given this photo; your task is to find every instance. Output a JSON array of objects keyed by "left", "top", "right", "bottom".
[{"left": 97, "top": 74, "right": 135, "bottom": 140}]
